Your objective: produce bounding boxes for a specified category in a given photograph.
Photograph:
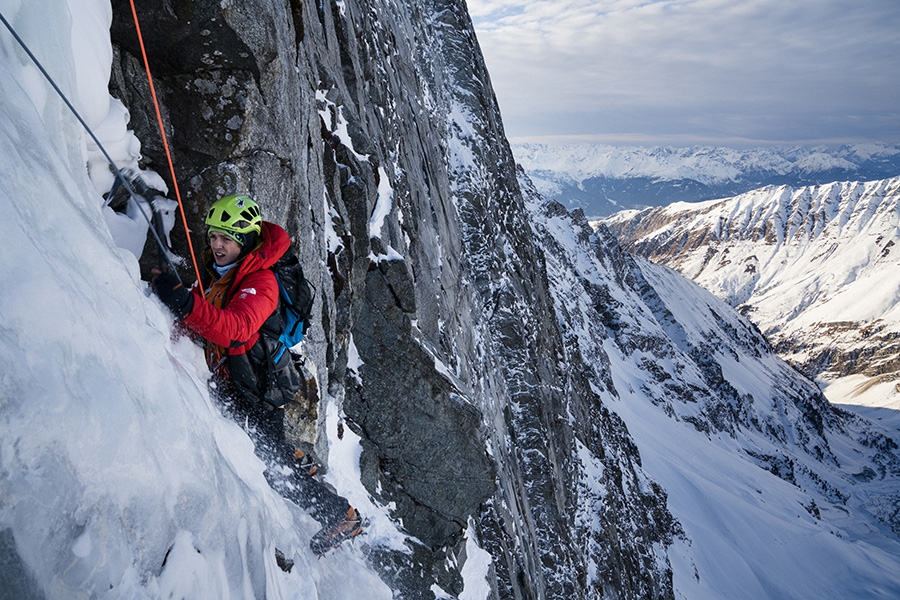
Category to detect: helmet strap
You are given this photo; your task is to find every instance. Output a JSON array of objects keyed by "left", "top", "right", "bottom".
[{"left": 237, "top": 231, "right": 259, "bottom": 259}]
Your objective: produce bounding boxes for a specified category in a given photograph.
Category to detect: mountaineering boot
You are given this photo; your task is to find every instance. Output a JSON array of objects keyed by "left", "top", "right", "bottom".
[
  {"left": 293, "top": 448, "right": 318, "bottom": 477},
  {"left": 309, "top": 507, "right": 364, "bottom": 556}
]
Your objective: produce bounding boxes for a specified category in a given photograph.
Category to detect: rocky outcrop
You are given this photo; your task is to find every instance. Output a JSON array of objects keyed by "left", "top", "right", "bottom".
[{"left": 109, "top": 0, "right": 676, "bottom": 596}]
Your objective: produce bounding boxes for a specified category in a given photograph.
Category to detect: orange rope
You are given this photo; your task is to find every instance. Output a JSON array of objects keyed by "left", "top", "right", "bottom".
[{"left": 128, "top": 0, "right": 202, "bottom": 284}]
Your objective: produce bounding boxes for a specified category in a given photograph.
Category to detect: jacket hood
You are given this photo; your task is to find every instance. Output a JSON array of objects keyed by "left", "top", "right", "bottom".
[{"left": 241, "top": 221, "right": 290, "bottom": 271}]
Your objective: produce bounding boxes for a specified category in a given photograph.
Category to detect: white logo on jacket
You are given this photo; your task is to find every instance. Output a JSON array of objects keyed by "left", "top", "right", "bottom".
[{"left": 239, "top": 287, "right": 257, "bottom": 299}]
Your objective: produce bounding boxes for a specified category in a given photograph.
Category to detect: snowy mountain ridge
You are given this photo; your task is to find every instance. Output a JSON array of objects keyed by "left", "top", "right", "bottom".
[
  {"left": 523, "top": 172, "right": 900, "bottom": 598},
  {"left": 514, "top": 142, "right": 900, "bottom": 217},
  {"left": 603, "top": 176, "right": 900, "bottom": 416}
]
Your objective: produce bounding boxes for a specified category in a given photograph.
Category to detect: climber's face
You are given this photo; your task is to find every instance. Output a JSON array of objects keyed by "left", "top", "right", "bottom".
[{"left": 208, "top": 230, "right": 242, "bottom": 266}]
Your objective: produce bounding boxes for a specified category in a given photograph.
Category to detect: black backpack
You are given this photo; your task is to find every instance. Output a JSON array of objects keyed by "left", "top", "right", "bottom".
[{"left": 228, "top": 248, "right": 316, "bottom": 408}]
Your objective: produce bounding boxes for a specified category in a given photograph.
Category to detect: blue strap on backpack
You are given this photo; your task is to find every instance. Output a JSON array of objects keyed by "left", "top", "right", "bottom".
[
  {"left": 268, "top": 251, "right": 315, "bottom": 363},
  {"left": 274, "top": 275, "right": 309, "bottom": 361}
]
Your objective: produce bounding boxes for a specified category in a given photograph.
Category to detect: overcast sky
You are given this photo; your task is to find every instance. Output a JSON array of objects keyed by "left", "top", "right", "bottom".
[{"left": 466, "top": 0, "right": 900, "bottom": 147}]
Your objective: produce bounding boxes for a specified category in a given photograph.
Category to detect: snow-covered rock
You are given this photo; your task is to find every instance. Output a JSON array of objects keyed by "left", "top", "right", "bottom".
[{"left": 528, "top": 173, "right": 900, "bottom": 599}]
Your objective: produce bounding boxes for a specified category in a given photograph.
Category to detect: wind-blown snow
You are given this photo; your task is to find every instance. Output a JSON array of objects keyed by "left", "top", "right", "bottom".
[{"left": 0, "top": 2, "right": 392, "bottom": 597}]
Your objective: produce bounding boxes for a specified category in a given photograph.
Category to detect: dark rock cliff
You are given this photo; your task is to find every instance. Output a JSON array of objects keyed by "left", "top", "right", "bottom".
[{"left": 108, "top": 0, "right": 675, "bottom": 597}]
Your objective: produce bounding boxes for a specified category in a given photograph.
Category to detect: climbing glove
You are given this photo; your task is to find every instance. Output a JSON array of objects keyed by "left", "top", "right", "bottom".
[{"left": 153, "top": 271, "right": 194, "bottom": 318}]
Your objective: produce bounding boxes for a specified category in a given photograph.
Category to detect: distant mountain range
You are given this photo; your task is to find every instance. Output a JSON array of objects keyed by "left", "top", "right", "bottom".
[
  {"left": 514, "top": 143, "right": 900, "bottom": 217},
  {"left": 601, "top": 176, "right": 900, "bottom": 416}
]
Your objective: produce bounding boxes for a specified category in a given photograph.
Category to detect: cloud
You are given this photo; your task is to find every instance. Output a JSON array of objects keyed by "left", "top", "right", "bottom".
[{"left": 467, "top": 0, "right": 900, "bottom": 145}]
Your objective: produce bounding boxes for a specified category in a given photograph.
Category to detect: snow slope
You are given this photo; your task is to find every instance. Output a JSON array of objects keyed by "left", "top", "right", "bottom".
[{"left": 615, "top": 263, "right": 900, "bottom": 600}]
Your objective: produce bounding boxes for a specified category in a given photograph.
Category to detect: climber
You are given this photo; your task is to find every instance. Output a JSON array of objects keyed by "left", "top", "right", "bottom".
[{"left": 150, "top": 193, "right": 363, "bottom": 556}]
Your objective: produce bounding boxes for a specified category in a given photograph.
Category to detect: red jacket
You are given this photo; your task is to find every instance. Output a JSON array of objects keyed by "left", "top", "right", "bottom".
[{"left": 183, "top": 221, "right": 290, "bottom": 366}]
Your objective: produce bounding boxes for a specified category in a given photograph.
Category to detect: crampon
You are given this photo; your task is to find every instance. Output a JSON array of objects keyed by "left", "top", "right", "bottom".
[{"left": 309, "top": 507, "right": 364, "bottom": 556}]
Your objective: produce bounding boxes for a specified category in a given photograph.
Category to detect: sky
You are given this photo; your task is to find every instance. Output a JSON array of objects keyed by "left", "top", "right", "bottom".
[{"left": 466, "top": 0, "right": 900, "bottom": 147}]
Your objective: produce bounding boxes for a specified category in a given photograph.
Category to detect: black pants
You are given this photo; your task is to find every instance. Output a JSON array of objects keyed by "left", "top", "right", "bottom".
[{"left": 220, "top": 385, "right": 350, "bottom": 528}]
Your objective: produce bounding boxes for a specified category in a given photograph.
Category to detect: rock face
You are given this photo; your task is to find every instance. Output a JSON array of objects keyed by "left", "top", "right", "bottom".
[{"left": 109, "top": 0, "right": 675, "bottom": 596}]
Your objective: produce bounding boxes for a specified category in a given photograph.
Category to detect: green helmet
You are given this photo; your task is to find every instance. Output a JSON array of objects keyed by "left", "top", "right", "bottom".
[{"left": 205, "top": 194, "right": 262, "bottom": 246}]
